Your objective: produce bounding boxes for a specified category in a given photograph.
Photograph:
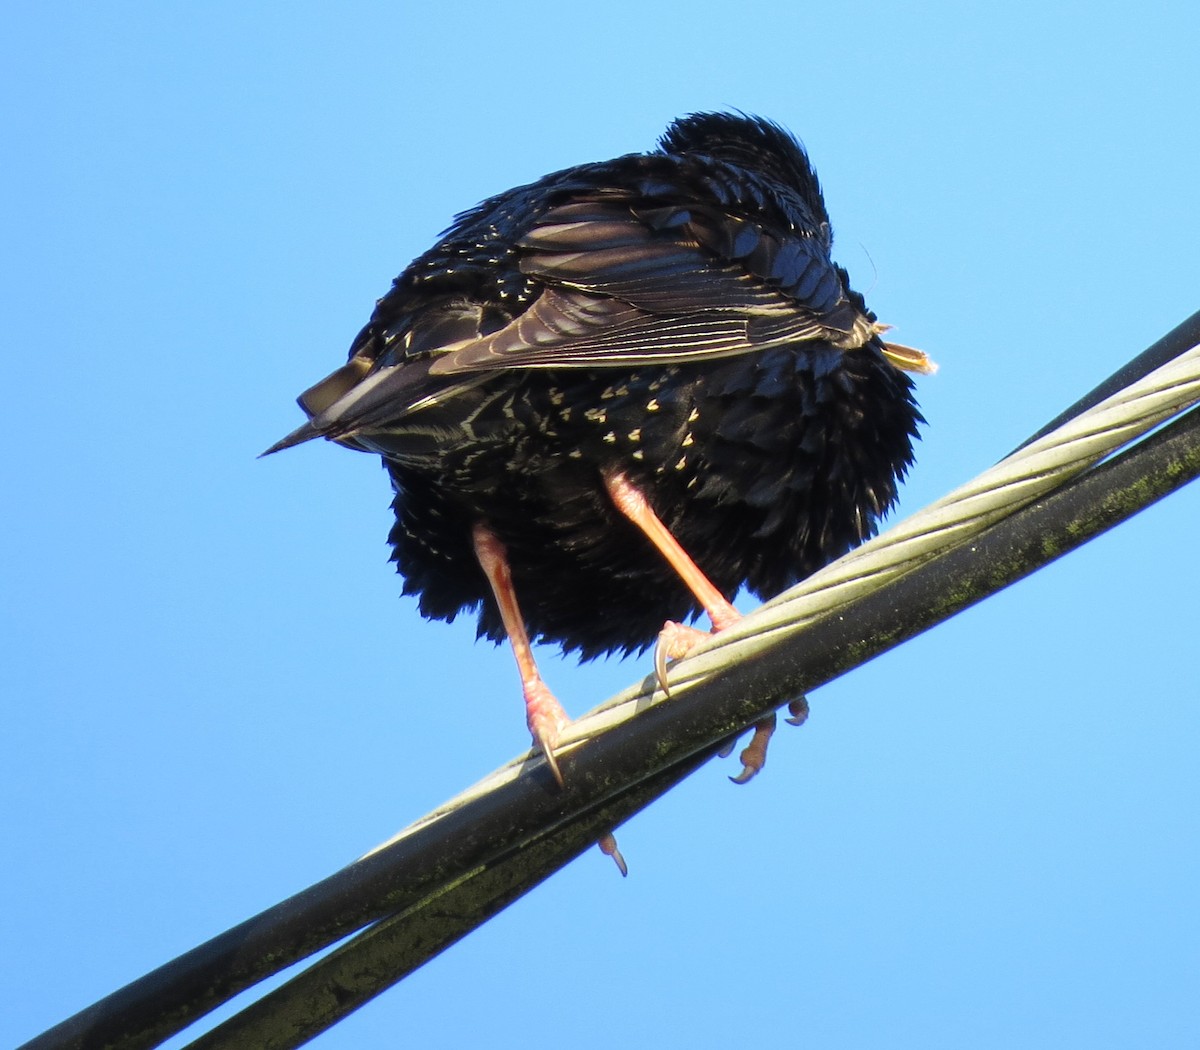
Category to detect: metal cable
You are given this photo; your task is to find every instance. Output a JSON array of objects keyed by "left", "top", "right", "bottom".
[{"left": 20, "top": 321, "right": 1200, "bottom": 1050}]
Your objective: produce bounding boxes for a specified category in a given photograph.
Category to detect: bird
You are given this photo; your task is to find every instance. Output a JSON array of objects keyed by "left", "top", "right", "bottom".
[{"left": 266, "top": 112, "right": 932, "bottom": 859}]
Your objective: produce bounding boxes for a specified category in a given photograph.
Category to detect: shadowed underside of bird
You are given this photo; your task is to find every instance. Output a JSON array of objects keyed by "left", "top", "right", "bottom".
[{"left": 266, "top": 112, "right": 932, "bottom": 849}]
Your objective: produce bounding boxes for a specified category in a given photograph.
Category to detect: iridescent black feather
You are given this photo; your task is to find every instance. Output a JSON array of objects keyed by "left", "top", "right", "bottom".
[{"left": 269, "top": 112, "right": 923, "bottom": 657}]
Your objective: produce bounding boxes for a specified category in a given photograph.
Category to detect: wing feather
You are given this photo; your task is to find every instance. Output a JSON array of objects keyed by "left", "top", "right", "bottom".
[
  {"left": 427, "top": 195, "right": 869, "bottom": 374},
  {"left": 275, "top": 179, "right": 875, "bottom": 447}
]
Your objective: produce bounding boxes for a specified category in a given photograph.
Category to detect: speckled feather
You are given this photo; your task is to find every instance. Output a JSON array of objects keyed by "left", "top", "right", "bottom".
[{"left": 271, "top": 113, "right": 923, "bottom": 658}]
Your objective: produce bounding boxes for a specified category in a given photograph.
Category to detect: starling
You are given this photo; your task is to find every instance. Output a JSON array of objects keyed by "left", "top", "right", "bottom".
[{"left": 267, "top": 111, "right": 931, "bottom": 813}]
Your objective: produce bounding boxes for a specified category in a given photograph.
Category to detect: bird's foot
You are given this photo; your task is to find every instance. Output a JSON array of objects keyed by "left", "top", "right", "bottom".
[
  {"left": 524, "top": 679, "right": 570, "bottom": 788},
  {"left": 727, "top": 696, "right": 810, "bottom": 783},
  {"left": 729, "top": 713, "right": 776, "bottom": 783},
  {"left": 649, "top": 612, "right": 798, "bottom": 783},
  {"left": 525, "top": 681, "right": 627, "bottom": 874},
  {"left": 652, "top": 620, "right": 716, "bottom": 694},
  {"left": 652, "top": 604, "right": 742, "bottom": 696}
]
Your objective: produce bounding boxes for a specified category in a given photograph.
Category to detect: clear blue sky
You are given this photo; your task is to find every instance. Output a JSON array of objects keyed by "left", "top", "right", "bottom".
[{"left": 5, "top": 3, "right": 1199, "bottom": 1048}]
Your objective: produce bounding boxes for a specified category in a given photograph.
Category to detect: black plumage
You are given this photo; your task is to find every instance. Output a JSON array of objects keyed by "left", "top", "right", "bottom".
[
  {"left": 269, "top": 111, "right": 929, "bottom": 806},
  {"left": 270, "top": 113, "right": 927, "bottom": 662}
]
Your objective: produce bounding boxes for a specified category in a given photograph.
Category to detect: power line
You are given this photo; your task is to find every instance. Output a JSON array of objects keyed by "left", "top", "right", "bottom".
[{"left": 21, "top": 311, "right": 1200, "bottom": 1050}]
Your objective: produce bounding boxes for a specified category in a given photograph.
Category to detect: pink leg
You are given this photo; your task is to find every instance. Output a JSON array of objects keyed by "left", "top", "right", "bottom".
[
  {"left": 603, "top": 470, "right": 741, "bottom": 693},
  {"left": 602, "top": 470, "right": 740, "bottom": 636},
  {"left": 602, "top": 470, "right": 805, "bottom": 784},
  {"left": 472, "top": 523, "right": 570, "bottom": 786},
  {"left": 472, "top": 523, "right": 624, "bottom": 871}
]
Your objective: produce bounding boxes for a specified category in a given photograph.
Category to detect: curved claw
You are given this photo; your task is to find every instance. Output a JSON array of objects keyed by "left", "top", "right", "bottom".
[
  {"left": 653, "top": 620, "right": 714, "bottom": 695},
  {"left": 598, "top": 833, "right": 628, "bottom": 877},
  {"left": 729, "top": 762, "right": 759, "bottom": 786},
  {"left": 728, "top": 713, "right": 776, "bottom": 785},
  {"left": 653, "top": 636, "right": 672, "bottom": 697},
  {"left": 785, "top": 696, "right": 810, "bottom": 727},
  {"left": 540, "top": 743, "right": 564, "bottom": 789}
]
